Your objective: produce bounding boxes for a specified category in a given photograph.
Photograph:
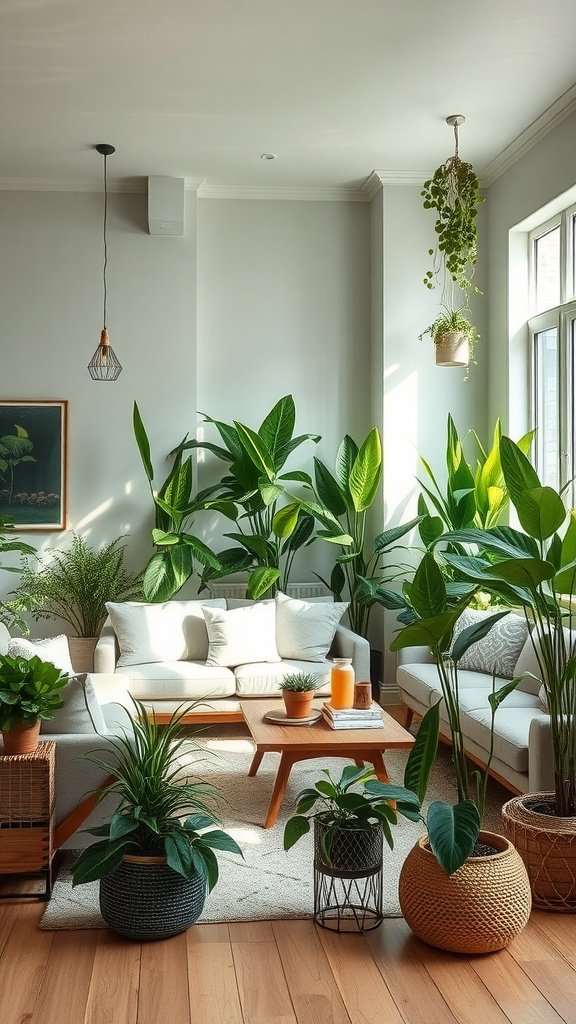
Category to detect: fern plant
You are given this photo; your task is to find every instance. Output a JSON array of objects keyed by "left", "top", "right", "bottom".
[{"left": 7, "top": 534, "right": 143, "bottom": 637}]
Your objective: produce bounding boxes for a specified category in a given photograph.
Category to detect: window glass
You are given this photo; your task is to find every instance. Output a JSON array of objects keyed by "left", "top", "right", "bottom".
[
  {"left": 534, "top": 327, "right": 559, "bottom": 489},
  {"left": 572, "top": 214, "right": 576, "bottom": 299},
  {"left": 534, "top": 226, "right": 560, "bottom": 313}
]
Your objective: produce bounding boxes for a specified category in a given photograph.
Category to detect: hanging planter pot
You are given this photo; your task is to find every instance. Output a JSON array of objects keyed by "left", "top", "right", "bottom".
[{"left": 434, "top": 331, "right": 470, "bottom": 367}]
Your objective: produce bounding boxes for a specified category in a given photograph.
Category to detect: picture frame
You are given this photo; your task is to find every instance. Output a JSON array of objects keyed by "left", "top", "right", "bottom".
[{"left": 0, "top": 400, "right": 67, "bottom": 531}]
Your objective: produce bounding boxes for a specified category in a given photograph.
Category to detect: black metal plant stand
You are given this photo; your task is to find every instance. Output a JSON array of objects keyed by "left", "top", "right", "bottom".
[{"left": 313, "top": 820, "right": 383, "bottom": 932}]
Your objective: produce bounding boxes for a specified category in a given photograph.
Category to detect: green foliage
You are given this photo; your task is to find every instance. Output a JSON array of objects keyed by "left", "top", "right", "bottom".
[
  {"left": 71, "top": 699, "right": 243, "bottom": 889},
  {"left": 0, "top": 515, "right": 35, "bottom": 633},
  {"left": 302, "top": 428, "right": 419, "bottom": 636},
  {"left": 0, "top": 424, "right": 36, "bottom": 506},
  {"left": 440, "top": 435, "right": 576, "bottom": 817},
  {"left": 183, "top": 395, "right": 320, "bottom": 599},
  {"left": 0, "top": 654, "right": 67, "bottom": 729},
  {"left": 7, "top": 534, "right": 143, "bottom": 637},
  {"left": 283, "top": 764, "right": 420, "bottom": 864},
  {"left": 279, "top": 671, "right": 323, "bottom": 692},
  {"left": 421, "top": 155, "right": 485, "bottom": 295}
]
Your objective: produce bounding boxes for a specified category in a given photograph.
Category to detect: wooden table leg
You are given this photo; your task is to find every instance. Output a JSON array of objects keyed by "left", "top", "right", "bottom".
[
  {"left": 368, "top": 751, "right": 390, "bottom": 783},
  {"left": 264, "top": 752, "right": 297, "bottom": 829},
  {"left": 248, "top": 749, "right": 264, "bottom": 778}
]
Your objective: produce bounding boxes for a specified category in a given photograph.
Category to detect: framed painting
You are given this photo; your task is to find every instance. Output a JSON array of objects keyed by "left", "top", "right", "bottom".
[{"left": 0, "top": 401, "right": 67, "bottom": 531}]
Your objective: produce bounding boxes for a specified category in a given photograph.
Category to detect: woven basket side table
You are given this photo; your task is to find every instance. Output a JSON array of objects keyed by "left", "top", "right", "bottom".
[{"left": 0, "top": 740, "right": 55, "bottom": 899}]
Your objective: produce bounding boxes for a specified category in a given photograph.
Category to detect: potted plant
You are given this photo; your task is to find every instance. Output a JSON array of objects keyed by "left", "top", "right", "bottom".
[
  {"left": 71, "top": 699, "right": 243, "bottom": 940},
  {"left": 284, "top": 763, "right": 420, "bottom": 930},
  {"left": 0, "top": 653, "right": 67, "bottom": 754},
  {"left": 419, "top": 306, "right": 479, "bottom": 369},
  {"left": 389, "top": 552, "right": 532, "bottom": 952},
  {"left": 7, "top": 534, "right": 144, "bottom": 672},
  {"left": 438, "top": 436, "right": 576, "bottom": 911},
  {"left": 279, "top": 670, "right": 323, "bottom": 719}
]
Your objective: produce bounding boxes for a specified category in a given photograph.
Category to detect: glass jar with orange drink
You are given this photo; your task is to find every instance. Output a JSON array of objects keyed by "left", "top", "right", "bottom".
[{"left": 330, "top": 657, "right": 355, "bottom": 709}]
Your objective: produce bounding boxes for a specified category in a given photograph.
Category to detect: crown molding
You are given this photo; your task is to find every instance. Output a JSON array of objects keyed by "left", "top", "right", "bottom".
[
  {"left": 0, "top": 176, "right": 148, "bottom": 193},
  {"left": 481, "top": 83, "right": 576, "bottom": 187},
  {"left": 196, "top": 182, "right": 369, "bottom": 201}
]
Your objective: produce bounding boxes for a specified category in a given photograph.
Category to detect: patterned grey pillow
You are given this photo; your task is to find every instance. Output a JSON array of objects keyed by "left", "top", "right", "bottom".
[{"left": 451, "top": 608, "right": 529, "bottom": 679}]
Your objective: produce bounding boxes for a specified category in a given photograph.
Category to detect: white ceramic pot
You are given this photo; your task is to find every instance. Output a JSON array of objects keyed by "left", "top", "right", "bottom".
[{"left": 435, "top": 331, "right": 469, "bottom": 367}]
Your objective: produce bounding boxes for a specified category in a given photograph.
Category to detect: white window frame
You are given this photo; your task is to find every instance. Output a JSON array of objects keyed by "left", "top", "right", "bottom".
[{"left": 528, "top": 204, "right": 576, "bottom": 499}]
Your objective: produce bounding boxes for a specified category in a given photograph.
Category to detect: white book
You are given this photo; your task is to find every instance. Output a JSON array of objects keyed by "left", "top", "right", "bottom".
[
  {"left": 321, "top": 710, "right": 384, "bottom": 730},
  {"left": 323, "top": 702, "right": 382, "bottom": 719}
]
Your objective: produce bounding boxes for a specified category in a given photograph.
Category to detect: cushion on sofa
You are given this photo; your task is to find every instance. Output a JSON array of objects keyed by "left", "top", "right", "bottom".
[
  {"left": 458, "top": 706, "right": 548, "bottom": 773},
  {"left": 203, "top": 602, "right": 280, "bottom": 667},
  {"left": 41, "top": 673, "right": 107, "bottom": 735},
  {"left": 7, "top": 634, "right": 74, "bottom": 675},
  {"left": 513, "top": 626, "right": 576, "bottom": 695},
  {"left": 235, "top": 659, "right": 331, "bottom": 696},
  {"left": 451, "top": 608, "right": 528, "bottom": 678},
  {"left": 106, "top": 599, "right": 226, "bottom": 667},
  {"left": 114, "top": 661, "right": 236, "bottom": 700},
  {"left": 275, "top": 592, "right": 348, "bottom": 661},
  {"left": 397, "top": 662, "right": 500, "bottom": 708}
]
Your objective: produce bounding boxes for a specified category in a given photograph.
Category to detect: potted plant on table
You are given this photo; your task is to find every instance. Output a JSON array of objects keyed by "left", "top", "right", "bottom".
[
  {"left": 71, "top": 700, "right": 243, "bottom": 940},
  {"left": 388, "top": 551, "right": 532, "bottom": 952},
  {"left": 7, "top": 534, "right": 143, "bottom": 672},
  {"left": 0, "top": 653, "right": 68, "bottom": 754},
  {"left": 438, "top": 436, "right": 576, "bottom": 911},
  {"left": 279, "top": 670, "right": 324, "bottom": 719}
]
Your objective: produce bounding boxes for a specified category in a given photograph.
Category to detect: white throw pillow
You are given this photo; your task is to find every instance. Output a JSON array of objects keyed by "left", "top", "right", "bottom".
[
  {"left": 7, "top": 634, "right": 74, "bottom": 675},
  {"left": 106, "top": 600, "right": 226, "bottom": 667},
  {"left": 203, "top": 602, "right": 280, "bottom": 667},
  {"left": 41, "top": 673, "right": 107, "bottom": 735},
  {"left": 538, "top": 683, "right": 548, "bottom": 712},
  {"left": 450, "top": 608, "right": 529, "bottom": 679},
  {"left": 514, "top": 626, "right": 576, "bottom": 695},
  {"left": 275, "top": 591, "right": 348, "bottom": 662}
]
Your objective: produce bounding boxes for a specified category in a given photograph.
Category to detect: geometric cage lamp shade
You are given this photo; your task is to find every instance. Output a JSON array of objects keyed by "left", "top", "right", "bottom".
[{"left": 88, "top": 143, "right": 122, "bottom": 381}]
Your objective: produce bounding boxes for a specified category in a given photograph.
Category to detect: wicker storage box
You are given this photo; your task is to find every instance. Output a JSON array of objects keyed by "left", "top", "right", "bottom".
[{"left": 0, "top": 741, "right": 55, "bottom": 878}]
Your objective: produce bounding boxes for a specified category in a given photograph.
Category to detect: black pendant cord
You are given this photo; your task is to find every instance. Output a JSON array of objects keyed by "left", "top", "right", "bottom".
[{"left": 103, "top": 153, "right": 108, "bottom": 330}]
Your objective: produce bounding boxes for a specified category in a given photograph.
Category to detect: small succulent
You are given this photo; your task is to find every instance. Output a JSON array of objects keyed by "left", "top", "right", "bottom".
[{"left": 279, "top": 671, "right": 323, "bottom": 692}]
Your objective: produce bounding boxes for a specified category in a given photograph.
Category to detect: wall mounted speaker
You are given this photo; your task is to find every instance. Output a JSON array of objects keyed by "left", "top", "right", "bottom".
[{"left": 148, "top": 176, "right": 185, "bottom": 235}]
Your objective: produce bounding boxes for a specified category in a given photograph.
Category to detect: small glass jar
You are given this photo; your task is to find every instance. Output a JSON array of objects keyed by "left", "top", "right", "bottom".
[{"left": 330, "top": 657, "right": 355, "bottom": 709}]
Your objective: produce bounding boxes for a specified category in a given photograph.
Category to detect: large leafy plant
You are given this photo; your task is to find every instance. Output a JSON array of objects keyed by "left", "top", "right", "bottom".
[
  {"left": 389, "top": 552, "right": 521, "bottom": 872},
  {"left": 178, "top": 395, "right": 320, "bottom": 599},
  {"left": 134, "top": 403, "right": 223, "bottom": 602},
  {"left": 71, "top": 700, "right": 243, "bottom": 890},
  {"left": 8, "top": 534, "right": 144, "bottom": 637},
  {"left": 0, "top": 654, "right": 67, "bottom": 729},
  {"left": 0, "top": 424, "right": 36, "bottom": 506},
  {"left": 438, "top": 436, "right": 576, "bottom": 817},
  {"left": 283, "top": 763, "right": 420, "bottom": 863},
  {"left": 300, "top": 429, "right": 420, "bottom": 636},
  {"left": 0, "top": 515, "right": 35, "bottom": 633}
]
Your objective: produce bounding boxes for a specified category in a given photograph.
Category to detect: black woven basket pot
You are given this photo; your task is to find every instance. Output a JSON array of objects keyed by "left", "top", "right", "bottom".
[
  {"left": 314, "top": 818, "right": 383, "bottom": 875},
  {"left": 99, "top": 856, "right": 206, "bottom": 941}
]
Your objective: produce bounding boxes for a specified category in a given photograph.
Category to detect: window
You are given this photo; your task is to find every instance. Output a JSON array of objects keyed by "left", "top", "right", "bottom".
[{"left": 528, "top": 206, "right": 576, "bottom": 498}]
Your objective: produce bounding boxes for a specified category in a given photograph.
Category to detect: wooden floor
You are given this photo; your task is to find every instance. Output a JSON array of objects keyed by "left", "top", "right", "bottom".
[{"left": 1, "top": 882, "right": 575, "bottom": 1024}]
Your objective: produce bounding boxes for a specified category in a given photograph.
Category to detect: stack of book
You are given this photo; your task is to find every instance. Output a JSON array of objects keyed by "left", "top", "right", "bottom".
[{"left": 321, "top": 701, "right": 383, "bottom": 730}]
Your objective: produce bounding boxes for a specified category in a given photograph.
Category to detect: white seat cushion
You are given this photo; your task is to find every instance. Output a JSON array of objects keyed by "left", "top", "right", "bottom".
[
  {"left": 459, "top": 707, "right": 549, "bottom": 773},
  {"left": 235, "top": 659, "right": 331, "bottom": 696},
  {"left": 106, "top": 599, "right": 227, "bottom": 667},
  {"left": 115, "top": 661, "right": 236, "bottom": 700},
  {"left": 397, "top": 662, "right": 497, "bottom": 708}
]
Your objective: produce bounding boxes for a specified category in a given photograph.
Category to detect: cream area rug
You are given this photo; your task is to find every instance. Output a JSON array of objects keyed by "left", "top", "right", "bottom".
[{"left": 40, "top": 735, "right": 506, "bottom": 930}]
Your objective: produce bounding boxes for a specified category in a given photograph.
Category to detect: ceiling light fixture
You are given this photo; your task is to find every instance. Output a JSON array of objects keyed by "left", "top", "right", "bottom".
[
  {"left": 260, "top": 153, "right": 277, "bottom": 161},
  {"left": 88, "top": 144, "right": 122, "bottom": 381}
]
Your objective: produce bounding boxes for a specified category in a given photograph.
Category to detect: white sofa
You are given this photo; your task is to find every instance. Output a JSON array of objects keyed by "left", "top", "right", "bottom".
[
  {"left": 397, "top": 644, "right": 554, "bottom": 794},
  {"left": 95, "top": 596, "right": 370, "bottom": 719}
]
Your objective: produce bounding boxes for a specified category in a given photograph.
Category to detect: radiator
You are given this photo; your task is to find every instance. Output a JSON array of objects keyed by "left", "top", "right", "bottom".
[{"left": 208, "top": 581, "right": 329, "bottom": 600}]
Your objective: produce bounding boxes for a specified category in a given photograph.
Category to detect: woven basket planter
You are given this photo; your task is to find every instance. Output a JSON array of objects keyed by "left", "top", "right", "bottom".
[
  {"left": 398, "top": 830, "right": 531, "bottom": 953},
  {"left": 100, "top": 855, "right": 206, "bottom": 940},
  {"left": 502, "top": 793, "right": 576, "bottom": 912},
  {"left": 67, "top": 637, "right": 98, "bottom": 674},
  {"left": 435, "top": 331, "right": 469, "bottom": 367}
]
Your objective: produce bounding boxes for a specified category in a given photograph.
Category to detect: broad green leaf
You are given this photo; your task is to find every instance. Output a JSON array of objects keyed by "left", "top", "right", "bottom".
[
  {"left": 404, "top": 702, "right": 439, "bottom": 802},
  {"left": 225, "top": 532, "right": 269, "bottom": 561},
  {"left": 451, "top": 610, "right": 510, "bottom": 663},
  {"left": 283, "top": 512, "right": 315, "bottom": 553},
  {"left": 143, "top": 550, "right": 177, "bottom": 602},
  {"left": 409, "top": 552, "right": 446, "bottom": 618},
  {"left": 515, "top": 486, "right": 566, "bottom": 541},
  {"left": 180, "top": 535, "right": 222, "bottom": 570},
  {"left": 278, "top": 471, "right": 313, "bottom": 485},
  {"left": 274, "top": 432, "right": 321, "bottom": 467},
  {"left": 556, "top": 511, "right": 576, "bottom": 594},
  {"left": 258, "top": 478, "right": 284, "bottom": 507},
  {"left": 133, "top": 401, "right": 154, "bottom": 482},
  {"left": 330, "top": 562, "right": 346, "bottom": 600},
  {"left": 484, "top": 557, "right": 556, "bottom": 589},
  {"left": 500, "top": 435, "right": 541, "bottom": 506},
  {"left": 200, "top": 415, "right": 243, "bottom": 460},
  {"left": 258, "top": 395, "right": 296, "bottom": 467},
  {"left": 283, "top": 815, "right": 310, "bottom": 851},
  {"left": 362, "top": 782, "right": 420, "bottom": 806},
  {"left": 349, "top": 428, "right": 382, "bottom": 512},
  {"left": 234, "top": 421, "right": 275, "bottom": 480},
  {"left": 440, "top": 527, "right": 539, "bottom": 560},
  {"left": 199, "top": 829, "right": 243, "bottom": 857},
  {"left": 152, "top": 529, "right": 180, "bottom": 546},
  {"left": 165, "top": 833, "right": 194, "bottom": 877},
  {"left": 374, "top": 587, "right": 408, "bottom": 610},
  {"left": 374, "top": 515, "right": 423, "bottom": 551},
  {"left": 317, "top": 530, "right": 354, "bottom": 545},
  {"left": 334, "top": 435, "right": 359, "bottom": 499},
  {"left": 169, "top": 543, "right": 194, "bottom": 589},
  {"left": 390, "top": 608, "right": 463, "bottom": 652},
  {"left": 247, "top": 567, "right": 280, "bottom": 599},
  {"left": 109, "top": 813, "right": 139, "bottom": 842},
  {"left": 164, "top": 457, "right": 193, "bottom": 514},
  {"left": 272, "top": 502, "right": 300, "bottom": 539},
  {"left": 313, "top": 458, "right": 347, "bottom": 516},
  {"left": 71, "top": 839, "right": 131, "bottom": 886},
  {"left": 427, "top": 799, "right": 481, "bottom": 875}
]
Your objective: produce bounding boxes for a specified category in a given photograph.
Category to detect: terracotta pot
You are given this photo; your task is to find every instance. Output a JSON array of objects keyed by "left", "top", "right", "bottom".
[
  {"left": 282, "top": 689, "right": 315, "bottom": 719},
  {"left": 435, "top": 331, "right": 469, "bottom": 367},
  {"left": 503, "top": 792, "right": 576, "bottom": 912},
  {"left": 1, "top": 719, "right": 41, "bottom": 755},
  {"left": 67, "top": 637, "right": 98, "bottom": 674},
  {"left": 399, "top": 830, "right": 532, "bottom": 953}
]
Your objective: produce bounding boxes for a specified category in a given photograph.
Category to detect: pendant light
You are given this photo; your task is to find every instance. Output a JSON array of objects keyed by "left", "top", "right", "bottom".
[{"left": 88, "top": 144, "right": 122, "bottom": 381}]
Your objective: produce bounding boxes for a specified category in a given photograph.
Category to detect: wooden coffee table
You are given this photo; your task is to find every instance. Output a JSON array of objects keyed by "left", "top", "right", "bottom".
[{"left": 241, "top": 700, "right": 415, "bottom": 828}]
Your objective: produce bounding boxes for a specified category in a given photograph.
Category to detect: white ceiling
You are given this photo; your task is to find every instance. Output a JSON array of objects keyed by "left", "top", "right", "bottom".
[{"left": 1, "top": 0, "right": 576, "bottom": 193}]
